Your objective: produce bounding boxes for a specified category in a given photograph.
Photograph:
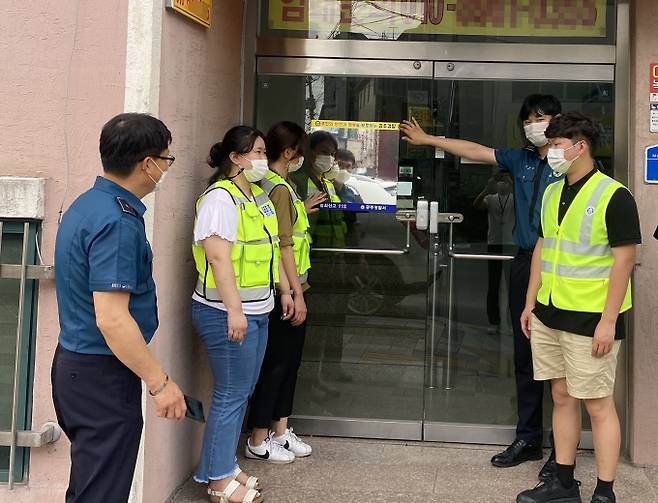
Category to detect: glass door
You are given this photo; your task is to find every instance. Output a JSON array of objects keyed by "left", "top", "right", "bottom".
[
  {"left": 254, "top": 58, "right": 616, "bottom": 444},
  {"left": 256, "top": 58, "right": 434, "bottom": 439},
  {"left": 423, "top": 66, "right": 616, "bottom": 445}
]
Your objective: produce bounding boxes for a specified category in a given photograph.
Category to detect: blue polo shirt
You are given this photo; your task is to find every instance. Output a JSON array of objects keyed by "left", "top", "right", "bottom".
[
  {"left": 495, "top": 148, "right": 563, "bottom": 251},
  {"left": 55, "top": 176, "right": 158, "bottom": 355}
]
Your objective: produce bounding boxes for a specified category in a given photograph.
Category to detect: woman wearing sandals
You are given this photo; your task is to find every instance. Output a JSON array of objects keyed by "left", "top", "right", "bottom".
[
  {"left": 191, "top": 126, "right": 295, "bottom": 503},
  {"left": 245, "top": 121, "right": 323, "bottom": 463}
]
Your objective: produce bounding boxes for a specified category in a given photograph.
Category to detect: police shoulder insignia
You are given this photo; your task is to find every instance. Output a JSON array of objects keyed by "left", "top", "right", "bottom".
[{"left": 116, "top": 197, "right": 138, "bottom": 217}]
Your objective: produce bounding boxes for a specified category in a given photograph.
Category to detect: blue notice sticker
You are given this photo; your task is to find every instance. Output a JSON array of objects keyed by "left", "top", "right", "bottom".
[
  {"left": 645, "top": 145, "right": 658, "bottom": 184},
  {"left": 319, "top": 202, "right": 397, "bottom": 213}
]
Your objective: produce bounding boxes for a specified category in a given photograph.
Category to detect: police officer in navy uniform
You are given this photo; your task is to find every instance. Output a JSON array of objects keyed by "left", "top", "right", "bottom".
[
  {"left": 401, "top": 95, "right": 564, "bottom": 480},
  {"left": 51, "top": 113, "right": 186, "bottom": 503}
]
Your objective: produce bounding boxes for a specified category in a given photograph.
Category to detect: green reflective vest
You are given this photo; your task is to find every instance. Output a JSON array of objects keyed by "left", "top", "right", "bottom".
[
  {"left": 538, "top": 170, "right": 632, "bottom": 313},
  {"left": 259, "top": 170, "right": 312, "bottom": 283},
  {"left": 307, "top": 177, "right": 346, "bottom": 248},
  {"left": 192, "top": 180, "right": 280, "bottom": 304}
]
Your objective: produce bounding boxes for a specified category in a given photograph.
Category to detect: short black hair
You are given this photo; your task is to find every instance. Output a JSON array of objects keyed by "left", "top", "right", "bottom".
[
  {"left": 518, "top": 94, "right": 562, "bottom": 122},
  {"left": 99, "top": 113, "right": 172, "bottom": 176},
  {"left": 545, "top": 112, "right": 601, "bottom": 152},
  {"left": 336, "top": 149, "right": 356, "bottom": 164},
  {"left": 207, "top": 126, "right": 265, "bottom": 186},
  {"left": 309, "top": 130, "right": 338, "bottom": 152},
  {"left": 265, "top": 121, "right": 306, "bottom": 162}
]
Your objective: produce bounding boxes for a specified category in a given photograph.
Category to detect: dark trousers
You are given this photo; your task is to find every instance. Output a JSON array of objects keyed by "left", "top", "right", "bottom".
[
  {"left": 509, "top": 252, "right": 544, "bottom": 445},
  {"left": 51, "top": 345, "right": 143, "bottom": 503},
  {"left": 487, "top": 244, "right": 504, "bottom": 326},
  {"left": 248, "top": 297, "right": 307, "bottom": 429}
]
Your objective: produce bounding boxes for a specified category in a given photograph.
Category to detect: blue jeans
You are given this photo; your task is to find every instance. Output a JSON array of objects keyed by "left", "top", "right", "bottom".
[{"left": 191, "top": 300, "right": 269, "bottom": 482}]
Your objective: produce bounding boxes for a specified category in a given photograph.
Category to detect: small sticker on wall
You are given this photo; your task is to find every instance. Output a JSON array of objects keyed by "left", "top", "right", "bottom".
[{"left": 651, "top": 104, "right": 658, "bottom": 133}]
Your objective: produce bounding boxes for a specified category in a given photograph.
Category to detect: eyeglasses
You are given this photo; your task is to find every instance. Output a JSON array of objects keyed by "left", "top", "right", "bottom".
[{"left": 153, "top": 155, "right": 176, "bottom": 167}]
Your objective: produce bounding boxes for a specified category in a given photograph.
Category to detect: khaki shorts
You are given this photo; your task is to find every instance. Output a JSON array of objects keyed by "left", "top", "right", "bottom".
[{"left": 530, "top": 314, "right": 621, "bottom": 400}]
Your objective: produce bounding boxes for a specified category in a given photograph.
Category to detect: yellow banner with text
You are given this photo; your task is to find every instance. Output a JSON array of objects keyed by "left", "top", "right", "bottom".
[{"left": 268, "top": 0, "right": 607, "bottom": 38}]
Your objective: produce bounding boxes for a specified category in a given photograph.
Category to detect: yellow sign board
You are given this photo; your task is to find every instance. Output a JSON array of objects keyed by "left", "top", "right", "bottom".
[
  {"left": 310, "top": 120, "right": 399, "bottom": 131},
  {"left": 269, "top": 0, "right": 607, "bottom": 38},
  {"left": 166, "top": 0, "right": 212, "bottom": 28}
]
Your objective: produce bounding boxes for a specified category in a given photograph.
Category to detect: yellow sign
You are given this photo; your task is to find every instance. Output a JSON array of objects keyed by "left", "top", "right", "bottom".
[
  {"left": 310, "top": 120, "right": 399, "bottom": 131},
  {"left": 167, "top": 0, "right": 212, "bottom": 28},
  {"left": 269, "top": 0, "right": 607, "bottom": 38}
]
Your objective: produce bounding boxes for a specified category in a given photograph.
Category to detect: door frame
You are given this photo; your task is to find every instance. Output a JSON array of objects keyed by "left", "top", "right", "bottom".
[{"left": 247, "top": 0, "right": 630, "bottom": 448}]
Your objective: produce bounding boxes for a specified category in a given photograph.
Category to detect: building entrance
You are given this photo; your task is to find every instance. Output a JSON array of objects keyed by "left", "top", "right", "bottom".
[
  {"left": 255, "top": 58, "right": 617, "bottom": 444},
  {"left": 249, "top": 1, "right": 623, "bottom": 443},
  {"left": 254, "top": 58, "right": 616, "bottom": 444}
]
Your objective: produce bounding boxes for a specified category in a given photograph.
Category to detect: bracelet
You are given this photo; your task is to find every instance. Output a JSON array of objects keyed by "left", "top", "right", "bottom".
[
  {"left": 278, "top": 289, "right": 294, "bottom": 296},
  {"left": 149, "top": 373, "right": 169, "bottom": 396}
]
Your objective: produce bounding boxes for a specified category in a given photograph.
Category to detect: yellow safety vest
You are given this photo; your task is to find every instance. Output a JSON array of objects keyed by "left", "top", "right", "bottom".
[
  {"left": 307, "top": 177, "right": 346, "bottom": 248},
  {"left": 192, "top": 180, "right": 280, "bottom": 304},
  {"left": 538, "top": 170, "right": 632, "bottom": 313},
  {"left": 259, "top": 170, "right": 312, "bottom": 283}
]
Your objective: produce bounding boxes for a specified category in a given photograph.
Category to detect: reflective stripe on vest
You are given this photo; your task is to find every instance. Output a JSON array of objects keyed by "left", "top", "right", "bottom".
[
  {"left": 537, "top": 171, "right": 632, "bottom": 313},
  {"left": 192, "top": 180, "right": 280, "bottom": 304},
  {"left": 259, "top": 171, "right": 311, "bottom": 280}
]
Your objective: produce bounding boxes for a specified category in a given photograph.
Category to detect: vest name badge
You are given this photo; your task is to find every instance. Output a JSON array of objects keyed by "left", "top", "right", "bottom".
[{"left": 261, "top": 204, "right": 275, "bottom": 217}]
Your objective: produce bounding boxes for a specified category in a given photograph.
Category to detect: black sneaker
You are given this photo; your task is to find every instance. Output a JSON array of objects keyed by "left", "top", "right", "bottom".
[
  {"left": 491, "top": 439, "right": 543, "bottom": 468},
  {"left": 516, "top": 477, "right": 582, "bottom": 503},
  {"left": 590, "top": 494, "right": 615, "bottom": 503},
  {"left": 538, "top": 449, "right": 557, "bottom": 481}
]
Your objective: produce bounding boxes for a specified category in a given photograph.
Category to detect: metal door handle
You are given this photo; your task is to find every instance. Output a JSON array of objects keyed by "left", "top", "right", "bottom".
[
  {"left": 451, "top": 253, "right": 515, "bottom": 261},
  {"left": 429, "top": 201, "right": 439, "bottom": 234},
  {"left": 312, "top": 220, "right": 412, "bottom": 255},
  {"left": 312, "top": 247, "right": 408, "bottom": 256}
]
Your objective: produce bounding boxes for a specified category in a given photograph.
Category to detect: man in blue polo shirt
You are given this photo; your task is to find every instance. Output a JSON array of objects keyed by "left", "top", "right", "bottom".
[
  {"left": 401, "top": 94, "right": 562, "bottom": 479},
  {"left": 52, "top": 113, "right": 186, "bottom": 503}
]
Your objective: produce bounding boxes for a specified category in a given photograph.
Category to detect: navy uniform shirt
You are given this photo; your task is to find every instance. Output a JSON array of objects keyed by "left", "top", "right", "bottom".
[
  {"left": 55, "top": 176, "right": 158, "bottom": 355},
  {"left": 495, "top": 147, "right": 563, "bottom": 251}
]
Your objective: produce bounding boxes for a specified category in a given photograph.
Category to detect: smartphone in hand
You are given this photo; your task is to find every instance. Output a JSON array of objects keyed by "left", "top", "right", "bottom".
[{"left": 184, "top": 395, "right": 206, "bottom": 423}]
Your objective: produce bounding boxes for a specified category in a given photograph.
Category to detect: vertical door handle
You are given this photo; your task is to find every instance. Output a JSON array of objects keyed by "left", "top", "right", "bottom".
[
  {"left": 415, "top": 200, "right": 429, "bottom": 230},
  {"left": 429, "top": 201, "right": 439, "bottom": 234}
]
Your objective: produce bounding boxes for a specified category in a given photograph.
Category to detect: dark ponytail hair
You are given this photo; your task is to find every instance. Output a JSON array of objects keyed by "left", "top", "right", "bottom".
[
  {"left": 265, "top": 121, "right": 307, "bottom": 162},
  {"left": 207, "top": 126, "right": 265, "bottom": 186}
]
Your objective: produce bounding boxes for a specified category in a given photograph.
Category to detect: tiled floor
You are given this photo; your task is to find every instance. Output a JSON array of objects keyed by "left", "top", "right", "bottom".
[{"left": 168, "top": 436, "right": 658, "bottom": 503}]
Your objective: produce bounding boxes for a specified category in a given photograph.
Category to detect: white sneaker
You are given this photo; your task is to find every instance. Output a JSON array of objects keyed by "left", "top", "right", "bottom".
[
  {"left": 272, "top": 428, "right": 312, "bottom": 457},
  {"left": 245, "top": 435, "right": 295, "bottom": 464}
]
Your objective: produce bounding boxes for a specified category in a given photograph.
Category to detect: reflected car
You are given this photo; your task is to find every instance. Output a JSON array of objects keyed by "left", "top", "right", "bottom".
[{"left": 343, "top": 174, "right": 396, "bottom": 205}]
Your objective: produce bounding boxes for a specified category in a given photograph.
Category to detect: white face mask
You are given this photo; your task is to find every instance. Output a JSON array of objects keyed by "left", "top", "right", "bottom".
[
  {"left": 287, "top": 156, "right": 304, "bottom": 173},
  {"left": 324, "top": 164, "right": 340, "bottom": 180},
  {"left": 547, "top": 142, "right": 582, "bottom": 176},
  {"left": 146, "top": 159, "right": 168, "bottom": 192},
  {"left": 244, "top": 158, "right": 269, "bottom": 182},
  {"left": 523, "top": 122, "right": 550, "bottom": 147},
  {"left": 334, "top": 169, "right": 351, "bottom": 185},
  {"left": 314, "top": 154, "right": 335, "bottom": 174}
]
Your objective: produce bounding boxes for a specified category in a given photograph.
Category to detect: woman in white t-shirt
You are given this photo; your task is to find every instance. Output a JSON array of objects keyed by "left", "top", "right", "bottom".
[{"left": 190, "top": 126, "right": 294, "bottom": 503}]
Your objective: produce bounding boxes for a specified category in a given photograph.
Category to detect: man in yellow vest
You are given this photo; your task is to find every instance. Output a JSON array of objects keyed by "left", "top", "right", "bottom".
[{"left": 516, "top": 113, "right": 641, "bottom": 503}]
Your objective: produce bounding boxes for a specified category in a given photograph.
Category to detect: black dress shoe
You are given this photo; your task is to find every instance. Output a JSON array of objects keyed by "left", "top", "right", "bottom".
[
  {"left": 590, "top": 494, "right": 615, "bottom": 503},
  {"left": 491, "top": 439, "right": 543, "bottom": 467},
  {"left": 516, "top": 477, "right": 582, "bottom": 503},
  {"left": 538, "top": 448, "right": 557, "bottom": 481}
]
